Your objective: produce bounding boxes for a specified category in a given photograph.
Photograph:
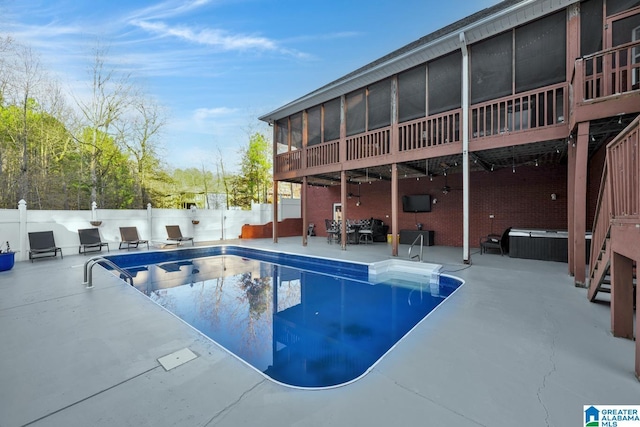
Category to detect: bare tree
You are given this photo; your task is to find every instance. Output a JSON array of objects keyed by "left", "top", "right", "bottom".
[
  {"left": 71, "top": 45, "right": 135, "bottom": 205},
  {"left": 2, "top": 40, "right": 47, "bottom": 204},
  {"left": 118, "top": 94, "right": 167, "bottom": 207}
]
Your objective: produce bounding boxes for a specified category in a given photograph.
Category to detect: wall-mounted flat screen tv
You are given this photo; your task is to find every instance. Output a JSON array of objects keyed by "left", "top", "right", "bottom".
[{"left": 402, "top": 194, "right": 432, "bottom": 212}]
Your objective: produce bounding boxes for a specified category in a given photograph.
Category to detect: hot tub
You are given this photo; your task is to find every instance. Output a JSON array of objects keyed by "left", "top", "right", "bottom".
[{"left": 508, "top": 229, "right": 591, "bottom": 263}]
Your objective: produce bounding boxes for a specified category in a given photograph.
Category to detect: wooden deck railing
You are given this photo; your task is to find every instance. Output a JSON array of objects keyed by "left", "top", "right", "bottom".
[
  {"left": 346, "top": 128, "right": 391, "bottom": 160},
  {"left": 608, "top": 115, "right": 640, "bottom": 220},
  {"left": 275, "top": 150, "right": 302, "bottom": 174},
  {"left": 398, "top": 110, "right": 461, "bottom": 151},
  {"left": 470, "top": 83, "right": 567, "bottom": 139},
  {"left": 307, "top": 140, "right": 340, "bottom": 168},
  {"left": 577, "top": 40, "right": 640, "bottom": 101}
]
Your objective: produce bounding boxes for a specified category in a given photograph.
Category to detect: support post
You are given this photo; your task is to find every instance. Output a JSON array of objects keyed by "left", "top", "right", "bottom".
[
  {"left": 273, "top": 180, "right": 279, "bottom": 243},
  {"left": 302, "top": 176, "right": 308, "bottom": 246},
  {"left": 610, "top": 251, "right": 634, "bottom": 339},
  {"left": 573, "top": 122, "right": 589, "bottom": 285},
  {"left": 341, "top": 170, "right": 347, "bottom": 250},
  {"left": 460, "top": 32, "right": 471, "bottom": 264}
]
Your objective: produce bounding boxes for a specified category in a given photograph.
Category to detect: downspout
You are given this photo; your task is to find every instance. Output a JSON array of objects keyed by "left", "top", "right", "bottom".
[{"left": 460, "top": 32, "right": 471, "bottom": 264}]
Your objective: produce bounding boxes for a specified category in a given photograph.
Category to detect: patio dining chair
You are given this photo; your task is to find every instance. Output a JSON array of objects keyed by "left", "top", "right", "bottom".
[
  {"left": 78, "top": 228, "right": 110, "bottom": 254},
  {"left": 325, "top": 219, "right": 339, "bottom": 244},
  {"left": 166, "top": 225, "right": 194, "bottom": 246},
  {"left": 119, "top": 227, "right": 149, "bottom": 250},
  {"left": 28, "top": 231, "right": 63, "bottom": 262},
  {"left": 358, "top": 219, "right": 374, "bottom": 244},
  {"left": 345, "top": 219, "right": 358, "bottom": 244}
]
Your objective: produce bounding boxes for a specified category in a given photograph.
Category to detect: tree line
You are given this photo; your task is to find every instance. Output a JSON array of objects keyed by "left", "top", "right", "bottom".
[{"left": 0, "top": 37, "right": 272, "bottom": 210}]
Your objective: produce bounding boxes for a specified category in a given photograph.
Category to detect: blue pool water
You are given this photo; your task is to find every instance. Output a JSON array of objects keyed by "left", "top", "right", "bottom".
[{"left": 103, "top": 246, "right": 463, "bottom": 388}]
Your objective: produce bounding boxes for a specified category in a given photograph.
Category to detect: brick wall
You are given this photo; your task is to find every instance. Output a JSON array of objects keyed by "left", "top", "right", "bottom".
[{"left": 305, "top": 163, "right": 600, "bottom": 247}]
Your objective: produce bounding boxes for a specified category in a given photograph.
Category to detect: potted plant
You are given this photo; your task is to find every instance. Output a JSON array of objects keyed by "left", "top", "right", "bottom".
[{"left": 0, "top": 241, "right": 15, "bottom": 272}]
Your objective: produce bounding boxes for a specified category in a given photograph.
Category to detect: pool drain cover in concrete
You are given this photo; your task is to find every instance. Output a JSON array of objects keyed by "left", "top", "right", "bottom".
[{"left": 158, "top": 348, "right": 197, "bottom": 371}]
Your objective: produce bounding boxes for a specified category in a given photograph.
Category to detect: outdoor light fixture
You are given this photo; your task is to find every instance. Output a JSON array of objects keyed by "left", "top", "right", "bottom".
[{"left": 551, "top": 193, "right": 557, "bottom": 200}]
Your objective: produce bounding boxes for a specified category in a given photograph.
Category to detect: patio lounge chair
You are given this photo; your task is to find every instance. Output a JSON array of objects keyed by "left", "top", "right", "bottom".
[
  {"left": 28, "top": 231, "right": 63, "bottom": 262},
  {"left": 480, "top": 227, "right": 511, "bottom": 255},
  {"left": 119, "top": 227, "right": 149, "bottom": 250},
  {"left": 78, "top": 228, "right": 110, "bottom": 254},
  {"left": 166, "top": 225, "right": 194, "bottom": 246}
]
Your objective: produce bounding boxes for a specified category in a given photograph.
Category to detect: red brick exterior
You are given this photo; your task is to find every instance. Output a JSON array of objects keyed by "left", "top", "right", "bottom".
[{"left": 304, "top": 163, "right": 601, "bottom": 247}]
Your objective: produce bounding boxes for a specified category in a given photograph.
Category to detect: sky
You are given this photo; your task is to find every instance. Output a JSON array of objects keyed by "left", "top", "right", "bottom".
[{"left": 1, "top": 0, "right": 501, "bottom": 173}]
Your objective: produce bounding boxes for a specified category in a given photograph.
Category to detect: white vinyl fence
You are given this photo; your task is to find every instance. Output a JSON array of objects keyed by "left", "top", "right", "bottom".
[{"left": 0, "top": 198, "right": 301, "bottom": 262}]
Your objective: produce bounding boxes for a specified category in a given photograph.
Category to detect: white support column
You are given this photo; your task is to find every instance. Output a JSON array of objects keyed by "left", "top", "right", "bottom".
[
  {"left": 18, "top": 199, "right": 27, "bottom": 261},
  {"left": 460, "top": 32, "right": 471, "bottom": 264},
  {"left": 147, "top": 203, "right": 152, "bottom": 242}
]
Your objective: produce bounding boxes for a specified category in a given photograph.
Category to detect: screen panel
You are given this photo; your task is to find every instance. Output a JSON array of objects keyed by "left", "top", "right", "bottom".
[
  {"left": 398, "top": 66, "right": 426, "bottom": 122},
  {"left": 606, "top": 0, "right": 640, "bottom": 16},
  {"left": 323, "top": 98, "right": 341, "bottom": 142},
  {"left": 471, "top": 32, "right": 513, "bottom": 104},
  {"left": 290, "top": 113, "right": 302, "bottom": 150},
  {"left": 428, "top": 51, "right": 462, "bottom": 115},
  {"left": 368, "top": 79, "right": 391, "bottom": 130},
  {"left": 515, "top": 11, "right": 566, "bottom": 93},
  {"left": 346, "top": 90, "right": 366, "bottom": 136},
  {"left": 276, "top": 118, "right": 288, "bottom": 154},
  {"left": 307, "top": 106, "right": 321, "bottom": 146}
]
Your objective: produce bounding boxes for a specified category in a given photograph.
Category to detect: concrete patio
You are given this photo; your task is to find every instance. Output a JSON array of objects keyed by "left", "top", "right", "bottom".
[{"left": 0, "top": 237, "right": 636, "bottom": 427}]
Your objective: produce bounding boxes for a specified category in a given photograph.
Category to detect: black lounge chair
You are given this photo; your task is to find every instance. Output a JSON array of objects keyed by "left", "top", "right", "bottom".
[
  {"left": 166, "top": 225, "right": 194, "bottom": 246},
  {"left": 78, "top": 228, "right": 110, "bottom": 254},
  {"left": 28, "top": 231, "right": 63, "bottom": 262},
  {"left": 480, "top": 227, "right": 511, "bottom": 255},
  {"left": 119, "top": 227, "right": 149, "bottom": 250}
]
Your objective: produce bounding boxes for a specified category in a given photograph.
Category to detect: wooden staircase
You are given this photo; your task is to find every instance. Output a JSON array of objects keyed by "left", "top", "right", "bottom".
[
  {"left": 586, "top": 115, "right": 639, "bottom": 378},
  {"left": 587, "top": 229, "right": 611, "bottom": 301}
]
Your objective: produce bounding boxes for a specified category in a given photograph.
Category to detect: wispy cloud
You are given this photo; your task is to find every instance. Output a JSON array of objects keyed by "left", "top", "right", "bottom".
[
  {"left": 124, "top": 0, "right": 217, "bottom": 22},
  {"left": 131, "top": 20, "right": 277, "bottom": 52},
  {"left": 194, "top": 107, "right": 237, "bottom": 120}
]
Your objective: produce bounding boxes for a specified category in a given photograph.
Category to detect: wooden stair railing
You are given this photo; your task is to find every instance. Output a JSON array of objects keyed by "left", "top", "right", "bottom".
[
  {"left": 588, "top": 115, "right": 639, "bottom": 303},
  {"left": 587, "top": 162, "right": 612, "bottom": 301}
]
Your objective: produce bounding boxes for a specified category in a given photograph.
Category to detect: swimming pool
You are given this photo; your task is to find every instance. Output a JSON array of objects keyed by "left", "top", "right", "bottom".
[{"left": 102, "top": 246, "right": 463, "bottom": 389}]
